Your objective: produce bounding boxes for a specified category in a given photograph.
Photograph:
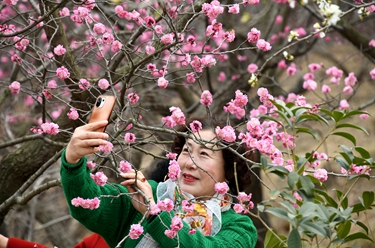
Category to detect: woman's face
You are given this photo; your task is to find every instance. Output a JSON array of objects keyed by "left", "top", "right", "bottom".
[{"left": 177, "top": 129, "right": 226, "bottom": 199}]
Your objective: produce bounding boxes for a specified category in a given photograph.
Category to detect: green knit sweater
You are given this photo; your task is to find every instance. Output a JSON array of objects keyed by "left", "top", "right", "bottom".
[{"left": 60, "top": 150, "right": 258, "bottom": 248}]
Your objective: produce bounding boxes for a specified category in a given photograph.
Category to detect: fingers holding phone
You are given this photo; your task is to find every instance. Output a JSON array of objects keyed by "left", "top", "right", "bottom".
[{"left": 65, "top": 121, "right": 110, "bottom": 164}]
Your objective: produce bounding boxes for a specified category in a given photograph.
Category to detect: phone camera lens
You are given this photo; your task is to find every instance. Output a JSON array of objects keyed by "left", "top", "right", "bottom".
[{"left": 96, "top": 97, "right": 102, "bottom": 107}]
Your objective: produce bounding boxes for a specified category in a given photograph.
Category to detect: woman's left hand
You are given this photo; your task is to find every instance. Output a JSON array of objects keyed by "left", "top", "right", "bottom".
[{"left": 120, "top": 170, "right": 155, "bottom": 217}]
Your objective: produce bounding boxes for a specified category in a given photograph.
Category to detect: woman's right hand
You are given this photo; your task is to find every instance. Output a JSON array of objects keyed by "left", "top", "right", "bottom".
[{"left": 65, "top": 121, "right": 109, "bottom": 164}]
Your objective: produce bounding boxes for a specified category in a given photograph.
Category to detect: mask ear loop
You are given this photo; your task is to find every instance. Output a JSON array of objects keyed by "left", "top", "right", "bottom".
[{"left": 234, "top": 162, "right": 240, "bottom": 194}]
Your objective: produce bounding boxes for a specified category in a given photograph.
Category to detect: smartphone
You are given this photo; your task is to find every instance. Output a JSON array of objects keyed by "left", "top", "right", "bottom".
[{"left": 88, "top": 95, "right": 116, "bottom": 132}]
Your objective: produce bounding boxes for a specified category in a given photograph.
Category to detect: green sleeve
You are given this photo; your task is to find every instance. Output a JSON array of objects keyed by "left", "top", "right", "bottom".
[
  {"left": 146, "top": 207, "right": 257, "bottom": 248},
  {"left": 60, "top": 149, "right": 144, "bottom": 247}
]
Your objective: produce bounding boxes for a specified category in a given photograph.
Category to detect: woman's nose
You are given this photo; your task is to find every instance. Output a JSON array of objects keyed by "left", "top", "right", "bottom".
[{"left": 184, "top": 155, "right": 197, "bottom": 169}]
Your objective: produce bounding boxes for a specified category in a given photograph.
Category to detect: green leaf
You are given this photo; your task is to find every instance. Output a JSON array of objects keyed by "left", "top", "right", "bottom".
[
  {"left": 335, "top": 157, "right": 350, "bottom": 171},
  {"left": 295, "top": 113, "right": 330, "bottom": 126},
  {"left": 332, "top": 110, "right": 345, "bottom": 123},
  {"left": 269, "top": 189, "right": 281, "bottom": 200},
  {"left": 330, "top": 132, "right": 356, "bottom": 146},
  {"left": 343, "top": 110, "right": 370, "bottom": 120},
  {"left": 287, "top": 228, "right": 302, "bottom": 248},
  {"left": 356, "top": 221, "right": 369, "bottom": 235},
  {"left": 288, "top": 171, "right": 299, "bottom": 190},
  {"left": 354, "top": 146, "right": 371, "bottom": 159},
  {"left": 261, "top": 155, "right": 270, "bottom": 169},
  {"left": 315, "top": 189, "right": 338, "bottom": 208},
  {"left": 335, "top": 189, "right": 348, "bottom": 209},
  {"left": 275, "top": 110, "right": 293, "bottom": 128},
  {"left": 362, "top": 191, "right": 374, "bottom": 209},
  {"left": 264, "top": 230, "right": 286, "bottom": 248},
  {"left": 265, "top": 208, "right": 291, "bottom": 221},
  {"left": 345, "top": 232, "right": 373, "bottom": 243},
  {"left": 300, "top": 221, "right": 328, "bottom": 237},
  {"left": 296, "top": 127, "right": 319, "bottom": 140},
  {"left": 337, "top": 221, "right": 351, "bottom": 239},
  {"left": 300, "top": 175, "right": 314, "bottom": 197},
  {"left": 336, "top": 123, "right": 369, "bottom": 135}
]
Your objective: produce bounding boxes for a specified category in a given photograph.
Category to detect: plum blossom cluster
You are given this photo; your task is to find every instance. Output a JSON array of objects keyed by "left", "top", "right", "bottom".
[
  {"left": 162, "top": 107, "right": 186, "bottom": 128},
  {"left": 67, "top": 108, "right": 79, "bottom": 120},
  {"left": 98, "top": 142, "right": 113, "bottom": 154},
  {"left": 71, "top": 197, "right": 100, "bottom": 210},
  {"left": 9, "top": 81, "right": 21, "bottom": 94},
  {"left": 165, "top": 216, "right": 183, "bottom": 238},
  {"left": 168, "top": 160, "right": 181, "bottom": 181},
  {"left": 341, "top": 164, "right": 371, "bottom": 176},
  {"left": 214, "top": 182, "right": 229, "bottom": 195},
  {"left": 30, "top": 122, "right": 60, "bottom": 135},
  {"left": 233, "top": 192, "right": 254, "bottom": 214},
  {"left": 90, "top": 172, "right": 108, "bottom": 186},
  {"left": 129, "top": 224, "right": 144, "bottom": 239},
  {"left": 119, "top": 160, "right": 132, "bottom": 174},
  {"left": 223, "top": 90, "right": 248, "bottom": 119}
]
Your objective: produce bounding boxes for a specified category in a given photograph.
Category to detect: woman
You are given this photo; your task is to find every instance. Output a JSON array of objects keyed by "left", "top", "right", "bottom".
[{"left": 61, "top": 117, "right": 258, "bottom": 247}]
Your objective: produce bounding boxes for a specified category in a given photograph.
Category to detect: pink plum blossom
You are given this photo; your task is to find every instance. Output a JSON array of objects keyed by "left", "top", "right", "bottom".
[
  {"left": 157, "top": 77, "right": 169, "bottom": 88},
  {"left": 149, "top": 203, "right": 161, "bottom": 215},
  {"left": 98, "top": 78, "right": 109, "bottom": 90},
  {"left": 370, "top": 68, "right": 375, "bottom": 80},
  {"left": 78, "top": 78, "right": 90, "bottom": 90},
  {"left": 145, "top": 45, "right": 155, "bottom": 55},
  {"left": 321, "top": 84, "right": 331, "bottom": 94},
  {"left": 157, "top": 198, "right": 174, "bottom": 212},
  {"left": 233, "top": 203, "right": 244, "bottom": 213},
  {"left": 189, "top": 120, "right": 202, "bottom": 133},
  {"left": 129, "top": 224, "right": 143, "bottom": 239},
  {"left": 60, "top": 7, "right": 70, "bottom": 17},
  {"left": 93, "top": 23, "right": 106, "bottom": 35},
  {"left": 228, "top": 4, "right": 240, "bottom": 14},
  {"left": 166, "top": 152, "right": 178, "bottom": 160},
  {"left": 56, "top": 66, "right": 70, "bottom": 79},
  {"left": 9, "top": 81, "right": 21, "bottom": 94},
  {"left": 124, "top": 133, "right": 136, "bottom": 143},
  {"left": 339, "top": 99, "right": 350, "bottom": 110},
  {"left": 161, "top": 33, "right": 174, "bottom": 45},
  {"left": 164, "top": 230, "right": 177, "bottom": 239},
  {"left": 170, "top": 216, "right": 183, "bottom": 231},
  {"left": 67, "top": 108, "right": 79, "bottom": 120},
  {"left": 119, "top": 160, "right": 132, "bottom": 173},
  {"left": 247, "top": 63, "right": 258, "bottom": 74},
  {"left": 168, "top": 160, "right": 181, "bottom": 181},
  {"left": 215, "top": 125, "right": 236, "bottom": 142},
  {"left": 200, "top": 90, "right": 213, "bottom": 106},
  {"left": 102, "top": 32, "right": 114, "bottom": 45},
  {"left": 128, "top": 92, "right": 140, "bottom": 104},
  {"left": 90, "top": 171, "right": 108, "bottom": 186},
  {"left": 360, "top": 112, "right": 369, "bottom": 120},
  {"left": 314, "top": 168, "right": 328, "bottom": 182},
  {"left": 87, "top": 161, "right": 96, "bottom": 170},
  {"left": 71, "top": 197, "right": 100, "bottom": 210},
  {"left": 98, "top": 141, "right": 113, "bottom": 154},
  {"left": 343, "top": 86, "right": 353, "bottom": 95},
  {"left": 247, "top": 28, "right": 261, "bottom": 43},
  {"left": 256, "top": 39, "right": 272, "bottom": 51},
  {"left": 214, "top": 182, "right": 229, "bottom": 194},
  {"left": 47, "top": 80, "right": 57, "bottom": 90},
  {"left": 54, "top": 45, "right": 66, "bottom": 56},
  {"left": 303, "top": 79, "right": 317, "bottom": 91},
  {"left": 111, "top": 40, "right": 123, "bottom": 52},
  {"left": 308, "top": 63, "right": 322, "bottom": 72},
  {"left": 344, "top": 72, "right": 357, "bottom": 86},
  {"left": 41, "top": 122, "right": 59, "bottom": 135}
]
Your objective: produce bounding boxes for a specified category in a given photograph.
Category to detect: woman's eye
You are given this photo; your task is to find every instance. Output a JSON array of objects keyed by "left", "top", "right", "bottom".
[{"left": 201, "top": 151, "right": 209, "bottom": 156}]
